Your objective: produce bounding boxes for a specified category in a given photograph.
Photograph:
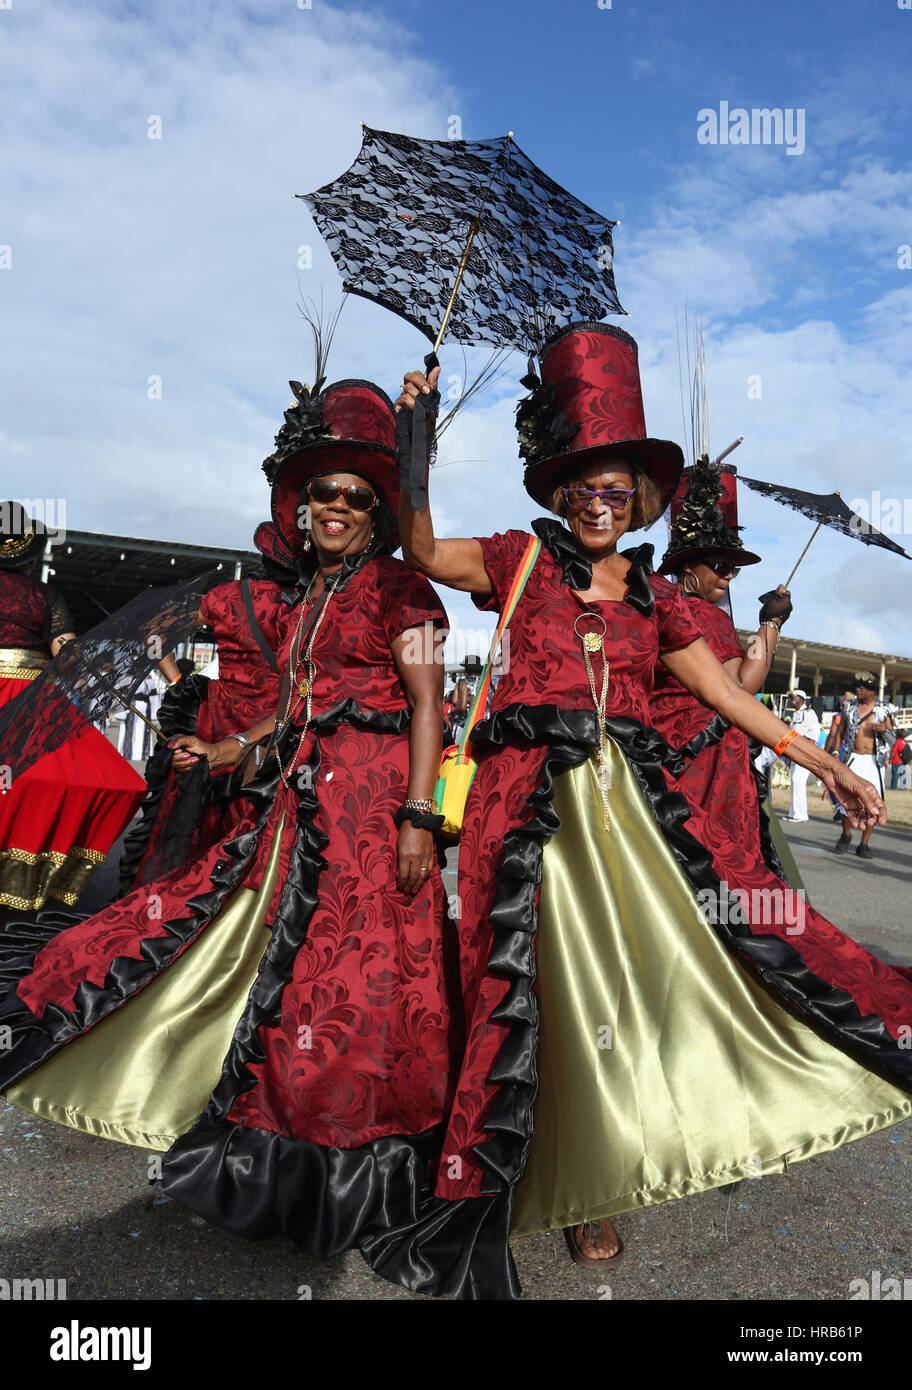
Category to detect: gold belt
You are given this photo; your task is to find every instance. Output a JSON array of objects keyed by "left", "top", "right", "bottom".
[{"left": 0, "top": 647, "right": 48, "bottom": 681}]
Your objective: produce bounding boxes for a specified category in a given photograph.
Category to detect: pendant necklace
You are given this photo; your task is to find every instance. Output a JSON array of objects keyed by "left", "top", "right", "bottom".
[
  {"left": 276, "top": 571, "right": 337, "bottom": 788},
  {"left": 574, "top": 610, "right": 611, "bottom": 831}
]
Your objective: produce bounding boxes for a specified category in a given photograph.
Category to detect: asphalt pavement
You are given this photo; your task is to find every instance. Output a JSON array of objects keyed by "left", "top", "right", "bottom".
[{"left": 1, "top": 807, "right": 910, "bottom": 1302}]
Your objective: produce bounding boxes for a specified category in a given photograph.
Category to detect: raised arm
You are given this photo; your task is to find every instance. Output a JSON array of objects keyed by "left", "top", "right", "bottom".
[
  {"left": 395, "top": 366, "right": 492, "bottom": 595},
  {"left": 729, "top": 586, "right": 792, "bottom": 694}
]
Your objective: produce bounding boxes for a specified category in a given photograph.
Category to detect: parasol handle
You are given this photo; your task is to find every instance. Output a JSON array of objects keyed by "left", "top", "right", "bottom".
[
  {"left": 57, "top": 638, "right": 164, "bottom": 739},
  {"left": 118, "top": 698, "right": 163, "bottom": 739},
  {"left": 433, "top": 215, "right": 481, "bottom": 354},
  {"left": 92, "top": 683, "right": 163, "bottom": 739},
  {"left": 711, "top": 436, "right": 744, "bottom": 467},
  {"left": 781, "top": 519, "right": 824, "bottom": 591},
  {"left": 758, "top": 494, "right": 839, "bottom": 601}
]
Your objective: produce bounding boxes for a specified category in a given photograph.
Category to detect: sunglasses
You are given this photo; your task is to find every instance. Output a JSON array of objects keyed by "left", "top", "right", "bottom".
[
  {"left": 707, "top": 559, "right": 741, "bottom": 578},
  {"left": 561, "top": 485, "right": 635, "bottom": 513},
  {"left": 307, "top": 477, "right": 377, "bottom": 512}
]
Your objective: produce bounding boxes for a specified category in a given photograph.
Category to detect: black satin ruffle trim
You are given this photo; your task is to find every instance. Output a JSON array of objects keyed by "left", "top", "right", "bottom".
[
  {"left": 0, "top": 702, "right": 410, "bottom": 1097},
  {"left": 477, "top": 706, "right": 912, "bottom": 1087},
  {"left": 532, "top": 518, "right": 656, "bottom": 614},
  {"left": 159, "top": 712, "right": 445, "bottom": 1257},
  {"left": 362, "top": 700, "right": 912, "bottom": 1301},
  {"left": 160, "top": 1114, "right": 443, "bottom": 1260}
]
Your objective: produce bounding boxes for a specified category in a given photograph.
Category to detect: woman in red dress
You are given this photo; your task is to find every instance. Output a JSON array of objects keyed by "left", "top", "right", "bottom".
[
  {"left": 377, "top": 324, "right": 911, "bottom": 1301},
  {"left": 0, "top": 503, "right": 145, "bottom": 916},
  {"left": 119, "top": 522, "right": 296, "bottom": 892},
  {"left": 0, "top": 380, "right": 460, "bottom": 1264},
  {"left": 649, "top": 457, "right": 806, "bottom": 890}
]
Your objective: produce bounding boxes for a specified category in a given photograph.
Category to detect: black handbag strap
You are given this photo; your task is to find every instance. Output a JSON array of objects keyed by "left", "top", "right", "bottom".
[{"left": 240, "top": 577, "right": 279, "bottom": 674}]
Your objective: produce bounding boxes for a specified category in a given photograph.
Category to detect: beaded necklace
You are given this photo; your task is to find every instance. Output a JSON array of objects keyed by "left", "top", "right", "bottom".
[
  {"left": 574, "top": 610, "right": 611, "bottom": 831},
  {"left": 275, "top": 571, "right": 338, "bottom": 787}
]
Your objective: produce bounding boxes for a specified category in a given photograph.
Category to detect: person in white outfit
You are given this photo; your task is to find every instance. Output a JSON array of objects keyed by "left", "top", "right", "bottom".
[
  {"left": 116, "top": 672, "right": 162, "bottom": 763},
  {"left": 786, "top": 689, "right": 820, "bottom": 821},
  {"left": 826, "top": 673, "right": 896, "bottom": 859}
]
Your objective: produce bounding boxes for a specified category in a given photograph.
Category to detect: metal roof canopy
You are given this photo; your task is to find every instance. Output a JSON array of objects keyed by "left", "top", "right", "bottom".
[
  {"left": 40, "top": 529, "right": 261, "bottom": 632},
  {"left": 736, "top": 628, "right": 912, "bottom": 701}
]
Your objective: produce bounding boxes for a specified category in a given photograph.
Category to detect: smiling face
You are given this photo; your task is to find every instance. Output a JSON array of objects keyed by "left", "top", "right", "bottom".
[
  {"left": 559, "top": 457, "right": 636, "bottom": 557},
  {"left": 305, "top": 471, "right": 378, "bottom": 568}
]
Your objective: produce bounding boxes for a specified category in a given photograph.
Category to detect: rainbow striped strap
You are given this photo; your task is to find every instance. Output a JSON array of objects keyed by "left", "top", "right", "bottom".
[{"left": 456, "top": 535, "right": 541, "bottom": 763}]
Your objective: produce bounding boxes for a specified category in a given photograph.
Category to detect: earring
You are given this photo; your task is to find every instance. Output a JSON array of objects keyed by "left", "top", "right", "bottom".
[{"left": 301, "top": 533, "right": 312, "bottom": 553}]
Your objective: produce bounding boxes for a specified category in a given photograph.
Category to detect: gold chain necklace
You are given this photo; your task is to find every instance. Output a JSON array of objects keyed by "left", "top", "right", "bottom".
[
  {"left": 276, "top": 572, "right": 338, "bottom": 788},
  {"left": 574, "top": 611, "right": 611, "bottom": 831}
]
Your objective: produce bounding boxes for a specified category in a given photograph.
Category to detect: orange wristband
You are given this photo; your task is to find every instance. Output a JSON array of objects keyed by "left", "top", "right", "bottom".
[{"left": 773, "top": 729, "right": 799, "bottom": 757}]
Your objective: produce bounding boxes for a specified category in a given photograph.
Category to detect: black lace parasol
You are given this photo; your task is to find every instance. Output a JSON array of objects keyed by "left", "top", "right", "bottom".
[
  {"left": 300, "top": 125, "right": 624, "bottom": 357},
  {"left": 0, "top": 570, "right": 221, "bottom": 778},
  {"left": 739, "top": 477, "right": 912, "bottom": 568}
]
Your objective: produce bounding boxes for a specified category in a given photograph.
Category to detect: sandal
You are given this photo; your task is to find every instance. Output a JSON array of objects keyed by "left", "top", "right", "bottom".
[{"left": 563, "top": 1219, "right": 625, "bottom": 1270}]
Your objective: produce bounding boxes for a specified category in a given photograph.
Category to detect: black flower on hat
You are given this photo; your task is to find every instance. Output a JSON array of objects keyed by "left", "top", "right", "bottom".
[
  {"left": 262, "top": 378, "right": 336, "bottom": 481},
  {"left": 515, "top": 362, "right": 581, "bottom": 469}
]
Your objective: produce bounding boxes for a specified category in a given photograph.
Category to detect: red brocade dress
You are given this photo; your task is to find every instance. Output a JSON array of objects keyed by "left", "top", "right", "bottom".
[
  {"left": 0, "top": 570, "right": 145, "bottom": 911},
  {"left": 359, "top": 521, "right": 912, "bottom": 1301},
  {"left": 0, "top": 554, "right": 461, "bottom": 1258},
  {"left": 649, "top": 592, "right": 806, "bottom": 890},
  {"left": 120, "top": 577, "right": 288, "bottom": 892}
]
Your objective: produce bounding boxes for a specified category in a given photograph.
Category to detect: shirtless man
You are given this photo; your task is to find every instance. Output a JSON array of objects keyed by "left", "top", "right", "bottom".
[{"left": 826, "top": 672, "right": 895, "bottom": 859}]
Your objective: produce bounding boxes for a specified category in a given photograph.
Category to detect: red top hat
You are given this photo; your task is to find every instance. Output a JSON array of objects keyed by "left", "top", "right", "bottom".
[
  {"left": 658, "top": 459, "right": 761, "bottom": 574},
  {"left": 263, "top": 379, "right": 399, "bottom": 556},
  {"left": 517, "top": 322, "right": 684, "bottom": 521}
]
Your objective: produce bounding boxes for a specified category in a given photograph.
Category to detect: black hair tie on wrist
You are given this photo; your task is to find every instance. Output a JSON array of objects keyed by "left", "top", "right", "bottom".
[{"left": 394, "top": 805, "right": 444, "bottom": 831}]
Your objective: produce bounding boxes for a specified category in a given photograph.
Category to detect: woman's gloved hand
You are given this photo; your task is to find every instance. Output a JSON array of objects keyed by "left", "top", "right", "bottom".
[{"left": 759, "top": 584, "right": 793, "bottom": 627}]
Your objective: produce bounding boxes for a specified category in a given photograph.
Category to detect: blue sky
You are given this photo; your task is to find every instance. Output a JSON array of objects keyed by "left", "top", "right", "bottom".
[{"left": 2, "top": 0, "right": 911, "bottom": 664}]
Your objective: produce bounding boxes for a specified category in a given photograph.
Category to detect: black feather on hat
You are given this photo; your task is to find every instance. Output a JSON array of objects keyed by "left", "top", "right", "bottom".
[{"left": 658, "top": 456, "right": 761, "bottom": 574}]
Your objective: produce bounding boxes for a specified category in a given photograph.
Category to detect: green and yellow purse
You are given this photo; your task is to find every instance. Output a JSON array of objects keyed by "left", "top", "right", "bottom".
[{"left": 434, "top": 535, "right": 541, "bottom": 838}]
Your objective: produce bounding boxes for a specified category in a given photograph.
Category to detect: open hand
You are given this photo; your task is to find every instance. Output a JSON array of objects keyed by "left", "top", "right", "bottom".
[{"left": 820, "top": 761, "right": 886, "bottom": 830}]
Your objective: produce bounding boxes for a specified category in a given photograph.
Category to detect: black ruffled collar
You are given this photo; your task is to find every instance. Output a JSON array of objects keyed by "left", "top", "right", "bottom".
[
  {"left": 532, "top": 517, "right": 655, "bottom": 615},
  {"left": 293, "top": 542, "right": 389, "bottom": 601}
]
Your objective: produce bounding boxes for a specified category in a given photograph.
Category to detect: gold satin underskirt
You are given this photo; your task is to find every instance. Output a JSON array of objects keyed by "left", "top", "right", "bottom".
[
  {"left": 512, "top": 745, "right": 911, "bottom": 1235},
  {"left": 4, "top": 813, "right": 285, "bottom": 1150}
]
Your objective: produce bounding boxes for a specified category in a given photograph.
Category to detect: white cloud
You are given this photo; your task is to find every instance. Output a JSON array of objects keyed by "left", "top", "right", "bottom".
[{"left": 3, "top": 0, "right": 911, "bottom": 667}]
